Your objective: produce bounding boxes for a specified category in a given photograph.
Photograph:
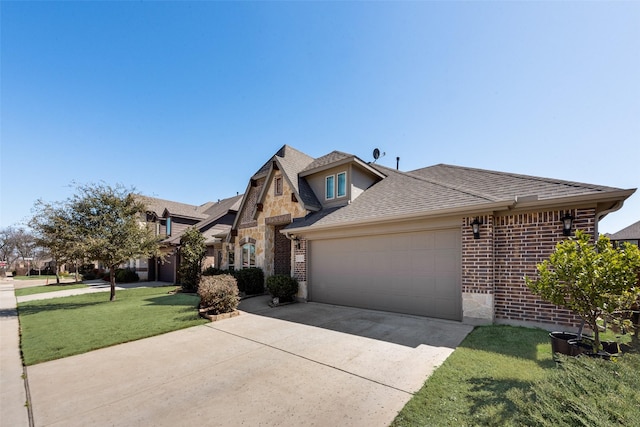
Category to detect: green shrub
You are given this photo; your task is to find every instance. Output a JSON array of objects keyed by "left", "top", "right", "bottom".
[
  {"left": 81, "top": 272, "right": 97, "bottom": 281},
  {"left": 511, "top": 353, "right": 640, "bottom": 426},
  {"left": 178, "top": 227, "right": 207, "bottom": 293},
  {"left": 235, "top": 268, "right": 264, "bottom": 295},
  {"left": 115, "top": 268, "right": 139, "bottom": 283},
  {"left": 266, "top": 275, "right": 298, "bottom": 301},
  {"left": 202, "top": 267, "right": 231, "bottom": 276},
  {"left": 197, "top": 274, "right": 239, "bottom": 315}
]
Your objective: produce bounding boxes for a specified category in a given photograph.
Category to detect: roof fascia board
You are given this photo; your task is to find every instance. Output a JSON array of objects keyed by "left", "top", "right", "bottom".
[{"left": 507, "top": 189, "right": 636, "bottom": 212}]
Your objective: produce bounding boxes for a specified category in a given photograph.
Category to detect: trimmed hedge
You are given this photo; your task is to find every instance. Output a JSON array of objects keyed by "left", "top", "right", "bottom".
[
  {"left": 266, "top": 275, "right": 298, "bottom": 302},
  {"left": 234, "top": 268, "right": 265, "bottom": 295}
]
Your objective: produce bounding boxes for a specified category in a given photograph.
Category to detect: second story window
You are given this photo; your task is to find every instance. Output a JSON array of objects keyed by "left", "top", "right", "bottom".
[
  {"left": 337, "top": 172, "right": 346, "bottom": 197},
  {"left": 166, "top": 217, "right": 172, "bottom": 236},
  {"left": 326, "top": 172, "right": 347, "bottom": 200},
  {"left": 274, "top": 176, "right": 283, "bottom": 196},
  {"left": 326, "top": 175, "right": 335, "bottom": 200}
]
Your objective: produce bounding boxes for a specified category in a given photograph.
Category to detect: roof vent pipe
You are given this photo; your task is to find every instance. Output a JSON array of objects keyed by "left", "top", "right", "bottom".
[{"left": 396, "top": 157, "right": 400, "bottom": 170}]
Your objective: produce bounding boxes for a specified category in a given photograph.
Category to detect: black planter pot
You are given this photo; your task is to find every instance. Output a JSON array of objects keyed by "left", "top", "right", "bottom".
[
  {"left": 549, "top": 332, "right": 579, "bottom": 355},
  {"left": 567, "top": 338, "right": 617, "bottom": 359}
]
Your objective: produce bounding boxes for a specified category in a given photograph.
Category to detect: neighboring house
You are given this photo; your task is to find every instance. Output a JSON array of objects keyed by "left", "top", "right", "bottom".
[
  {"left": 164, "top": 194, "right": 243, "bottom": 276},
  {"left": 606, "top": 220, "right": 640, "bottom": 247},
  {"left": 132, "top": 194, "right": 243, "bottom": 282},
  {"left": 229, "top": 144, "right": 635, "bottom": 330}
]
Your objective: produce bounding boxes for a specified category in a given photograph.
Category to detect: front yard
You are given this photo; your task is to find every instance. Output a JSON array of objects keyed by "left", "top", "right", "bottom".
[
  {"left": 18, "top": 286, "right": 208, "bottom": 365},
  {"left": 17, "top": 285, "right": 639, "bottom": 425},
  {"left": 392, "top": 325, "right": 639, "bottom": 426}
]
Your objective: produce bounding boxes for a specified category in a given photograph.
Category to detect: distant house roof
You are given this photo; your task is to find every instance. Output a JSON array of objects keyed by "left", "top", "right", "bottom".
[
  {"left": 136, "top": 195, "right": 212, "bottom": 221},
  {"left": 608, "top": 220, "right": 640, "bottom": 241},
  {"left": 163, "top": 194, "right": 243, "bottom": 245}
]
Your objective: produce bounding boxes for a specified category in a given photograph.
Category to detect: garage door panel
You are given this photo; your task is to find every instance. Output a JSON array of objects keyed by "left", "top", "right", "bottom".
[{"left": 310, "top": 228, "right": 461, "bottom": 321}]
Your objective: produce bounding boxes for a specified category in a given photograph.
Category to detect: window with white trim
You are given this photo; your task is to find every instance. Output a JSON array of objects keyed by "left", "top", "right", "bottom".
[
  {"left": 325, "top": 171, "right": 347, "bottom": 200},
  {"left": 241, "top": 243, "right": 256, "bottom": 268},
  {"left": 325, "top": 175, "right": 335, "bottom": 200},
  {"left": 337, "top": 171, "right": 346, "bottom": 197}
]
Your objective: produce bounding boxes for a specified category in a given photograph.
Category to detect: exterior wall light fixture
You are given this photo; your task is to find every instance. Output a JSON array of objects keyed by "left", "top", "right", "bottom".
[
  {"left": 562, "top": 212, "right": 574, "bottom": 236},
  {"left": 471, "top": 217, "right": 482, "bottom": 239}
]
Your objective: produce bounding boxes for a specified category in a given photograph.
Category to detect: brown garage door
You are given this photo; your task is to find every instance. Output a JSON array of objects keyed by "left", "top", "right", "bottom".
[{"left": 309, "top": 228, "right": 461, "bottom": 321}]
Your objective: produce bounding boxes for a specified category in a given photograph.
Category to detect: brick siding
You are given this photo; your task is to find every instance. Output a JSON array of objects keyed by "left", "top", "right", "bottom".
[
  {"left": 293, "top": 239, "right": 307, "bottom": 282},
  {"left": 492, "top": 208, "right": 595, "bottom": 327}
]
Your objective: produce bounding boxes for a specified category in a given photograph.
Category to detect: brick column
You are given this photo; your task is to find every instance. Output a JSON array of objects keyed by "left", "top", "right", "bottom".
[{"left": 461, "top": 215, "right": 495, "bottom": 324}]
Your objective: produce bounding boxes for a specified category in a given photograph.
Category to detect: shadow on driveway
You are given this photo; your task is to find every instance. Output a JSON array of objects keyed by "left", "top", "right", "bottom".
[{"left": 239, "top": 295, "right": 473, "bottom": 349}]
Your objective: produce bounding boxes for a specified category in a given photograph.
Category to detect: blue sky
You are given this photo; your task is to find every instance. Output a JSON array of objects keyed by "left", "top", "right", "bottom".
[{"left": 1, "top": 1, "right": 638, "bottom": 234}]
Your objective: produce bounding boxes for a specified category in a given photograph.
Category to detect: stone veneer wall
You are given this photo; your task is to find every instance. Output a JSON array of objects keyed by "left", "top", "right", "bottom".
[{"left": 235, "top": 170, "right": 308, "bottom": 282}]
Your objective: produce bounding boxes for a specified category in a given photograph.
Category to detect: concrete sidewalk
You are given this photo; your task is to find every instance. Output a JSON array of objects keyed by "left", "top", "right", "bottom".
[
  {"left": 0, "top": 283, "right": 30, "bottom": 427},
  {"left": 1, "top": 279, "right": 174, "bottom": 427}
]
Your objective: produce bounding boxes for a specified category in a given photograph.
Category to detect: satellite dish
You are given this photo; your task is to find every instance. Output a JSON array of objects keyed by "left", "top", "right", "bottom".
[{"left": 373, "top": 148, "right": 380, "bottom": 160}]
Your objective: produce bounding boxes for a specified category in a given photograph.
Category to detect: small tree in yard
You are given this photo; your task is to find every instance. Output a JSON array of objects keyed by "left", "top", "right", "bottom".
[
  {"left": 525, "top": 230, "right": 640, "bottom": 353},
  {"left": 177, "top": 227, "right": 206, "bottom": 293},
  {"left": 30, "top": 200, "right": 81, "bottom": 283},
  {"left": 67, "top": 183, "right": 163, "bottom": 301}
]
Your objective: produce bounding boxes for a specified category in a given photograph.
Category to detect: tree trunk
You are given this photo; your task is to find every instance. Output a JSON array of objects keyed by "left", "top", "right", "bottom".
[{"left": 110, "top": 268, "right": 116, "bottom": 301}]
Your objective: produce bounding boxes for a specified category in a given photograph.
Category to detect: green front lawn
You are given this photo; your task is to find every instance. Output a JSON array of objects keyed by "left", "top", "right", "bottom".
[
  {"left": 392, "top": 325, "right": 639, "bottom": 426},
  {"left": 15, "top": 283, "right": 88, "bottom": 297},
  {"left": 18, "top": 286, "right": 208, "bottom": 365}
]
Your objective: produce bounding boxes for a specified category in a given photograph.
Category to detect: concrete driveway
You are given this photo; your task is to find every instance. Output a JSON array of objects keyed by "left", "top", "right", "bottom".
[{"left": 27, "top": 296, "right": 473, "bottom": 427}]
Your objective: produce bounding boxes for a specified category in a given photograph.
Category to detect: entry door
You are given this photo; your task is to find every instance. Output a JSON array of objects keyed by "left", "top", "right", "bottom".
[{"left": 273, "top": 224, "right": 291, "bottom": 276}]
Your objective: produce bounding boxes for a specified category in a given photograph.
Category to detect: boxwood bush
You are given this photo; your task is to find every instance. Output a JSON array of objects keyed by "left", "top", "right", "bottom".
[
  {"left": 115, "top": 268, "right": 139, "bottom": 283},
  {"left": 197, "top": 274, "right": 240, "bottom": 315},
  {"left": 235, "top": 267, "right": 264, "bottom": 295},
  {"left": 266, "top": 275, "right": 298, "bottom": 302}
]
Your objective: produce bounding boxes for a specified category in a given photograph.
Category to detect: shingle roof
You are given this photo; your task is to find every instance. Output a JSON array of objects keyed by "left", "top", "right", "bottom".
[
  {"left": 408, "top": 164, "right": 622, "bottom": 202},
  {"left": 135, "top": 195, "right": 210, "bottom": 220},
  {"left": 287, "top": 163, "right": 632, "bottom": 230},
  {"left": 275, "top": 148, "right": 321, "bottom": 210},
  {"left": 608, "top": 220, "right": 640, "bottom": 240},
  {"left": 301, "top": 151, "right": 353, "bottom": 173},
  {"left": 162, "top": 195, "right": 243, "bottom": 245}
]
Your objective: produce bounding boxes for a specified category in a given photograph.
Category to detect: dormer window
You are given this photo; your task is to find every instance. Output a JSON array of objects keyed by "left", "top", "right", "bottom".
[
  {"left": 325, "top": 171, "right": 347, "bottom": 200},
  {"left": 337, "top": 172, "right": 346, "bottom": 197},
  {"left": 326, "top": 175, "right": 335, "bottom": 200},
  {"left": 166, "top": 217, "right": 172, "bottom": 236}
]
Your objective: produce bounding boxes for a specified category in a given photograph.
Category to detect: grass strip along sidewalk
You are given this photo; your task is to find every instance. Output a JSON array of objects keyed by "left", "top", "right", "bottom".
[
  {"left": 18, "top": 286, "right": 208, "bottom": 365},
  {"left": 14, "top": 283, "right": 88, "bottom": 297}
]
